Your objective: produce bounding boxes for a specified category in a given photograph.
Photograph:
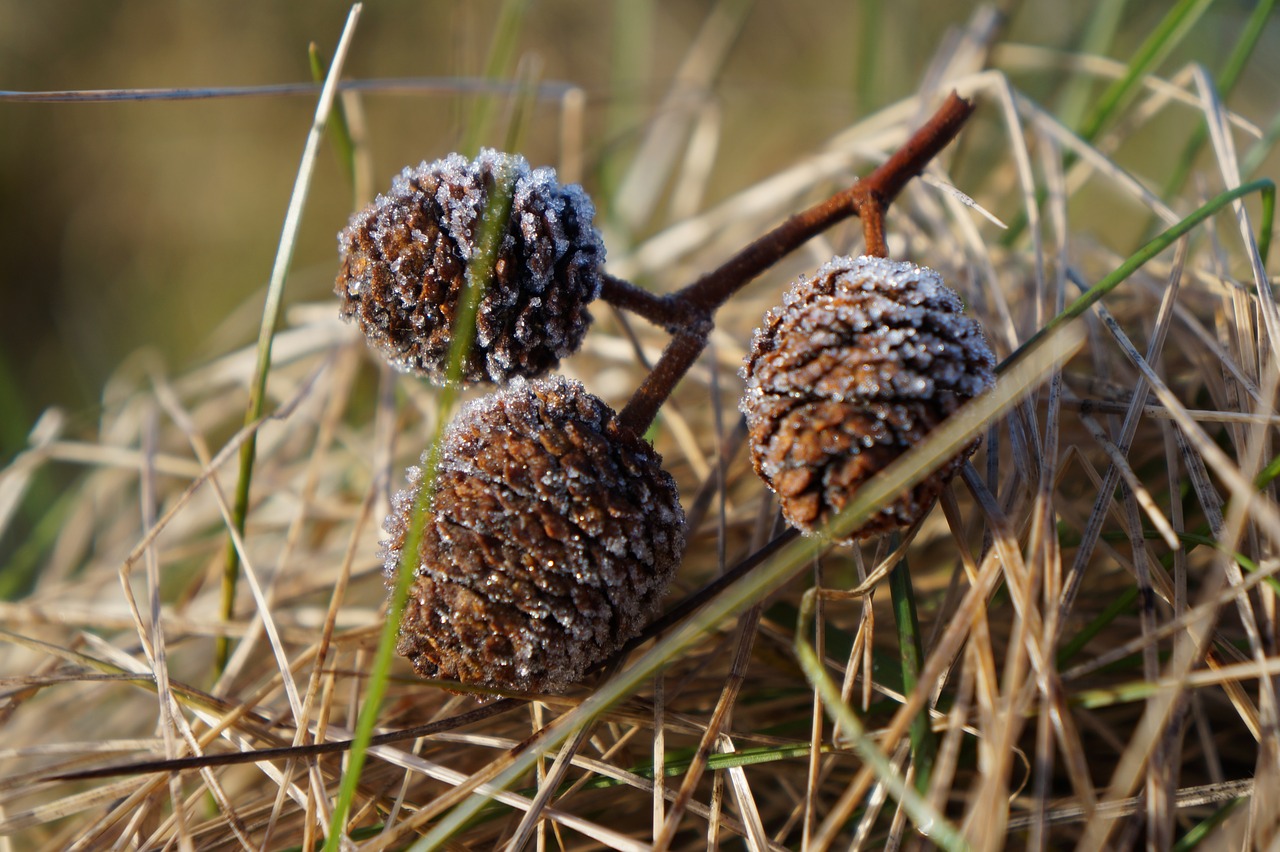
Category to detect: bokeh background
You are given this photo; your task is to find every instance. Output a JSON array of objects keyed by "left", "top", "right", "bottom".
[{"left": 2, "top": 0, "right": 1277, "bottom": 570}]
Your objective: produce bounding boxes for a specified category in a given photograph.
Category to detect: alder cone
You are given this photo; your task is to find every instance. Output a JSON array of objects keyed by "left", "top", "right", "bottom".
[
  {"left": 740, "top": 255, "right": 995, "bottom": 542},
  {"left": 335, "top": 149, "right": 604, "bottom": 385},
  {"left": 382, "top": 376, "right": 686, "bottom": 695}
]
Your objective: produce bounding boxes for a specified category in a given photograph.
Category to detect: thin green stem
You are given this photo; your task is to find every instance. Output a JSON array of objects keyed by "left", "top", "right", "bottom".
[
  {"left": 1075, "top": 0, "right": 1216, "bottom": 144},
  {"left": 460, "top": 0, "right": 531, "bottom": 156},
  {"left": 1053, "top": 0, "right": 1130, "bottom": 131},
  {"left": 888, "top": 546, "right": 936, "bottom": 793},
  {"left": 322, "top": 159, "right": 518, "bottom": 850},
  {"left": 854, "top": 0, "right": 882, "bottom": 111},
  {"left": 1171, "top": 798, "right": 1246, "bottom": 851},
  {"left": 216, "top": 5, "right": 362, "bottom": 673},
  {"left": 501, "top": 54, "right": 542, "bottom": 154},
  {"left": 308, "top": 42, "right": 356, "bottom": 189}
]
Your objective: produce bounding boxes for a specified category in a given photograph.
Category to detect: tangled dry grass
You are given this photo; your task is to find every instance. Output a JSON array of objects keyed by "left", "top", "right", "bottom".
[{"left": 2, "top": 5, "right": 1279, "bottom": 850}]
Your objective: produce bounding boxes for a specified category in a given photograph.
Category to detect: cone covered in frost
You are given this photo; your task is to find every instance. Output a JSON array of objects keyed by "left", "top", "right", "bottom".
[
  {"left": 382, "top": 375, "right": 686, "bottom": 695},
  {"left": 335, "top": 149, "right": 604, "bottom": 385},
  {"left": 740, "top": 255, "right": 995, "bottom": 541}
]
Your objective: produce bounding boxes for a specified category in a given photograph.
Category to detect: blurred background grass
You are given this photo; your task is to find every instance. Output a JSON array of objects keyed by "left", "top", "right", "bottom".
[{"left": 1, "top": 0, "right": 1276, "bottom": 581}]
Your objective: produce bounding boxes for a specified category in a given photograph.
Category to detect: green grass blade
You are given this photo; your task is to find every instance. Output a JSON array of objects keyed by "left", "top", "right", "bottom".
[
  {"left": 0, "top": 473, "right": 74, "bottom": 599},
  {"left": 0, "top": 349, "right": 30, "bottom": 458},
  {"left": 500, "top": 56, "right": 543, "bottom": 155},
  {"left": 1004, "top": 0, "right": 1218, "bottom": 245},
  {"left": 1171, "top": 797, "right": 1246, "bottom": 850},
  {"left": 1258, "top": 179, "right": 1274, "bottom": 267},
  {"left": 1075, "top": 0, "right": 1216, "bottom": 143},
  {"left": 323, "top": 158, "right": 518, "bottom": 850},
  {"left": 1003, "top": 178, "right": 1275, "bottom": 370},
  {"left": 1053, "top": 0, "right": 1131, "bottom": 132},
  {"left": 308, "top": 42, "right": 357, "bottom": 190},
  {"left": 460, "top": 0, "right": 531, "bottom": 156},
  {"left": 215, "top": 4, "right": 363, "bottom": 673},
  {"left": 1157, "top": 0, "right": 1274, "bottom": 201},
  {"left": 1056, "top": 585, "right": 1139, "bottom": 666},
  {"left": 854, "top": 0, "right": 883, "bottom": 111},
  {"left": 1256, "top": 450, "right": 1280, "bottom": 488},
  {"left": 887, "top": 548, "right": 936, "bottom": 793}
]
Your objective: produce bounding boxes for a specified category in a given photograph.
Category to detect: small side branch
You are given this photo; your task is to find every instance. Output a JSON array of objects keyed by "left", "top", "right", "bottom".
[{"left": 613, "top": 92, "right": 976, "bottom": 430}]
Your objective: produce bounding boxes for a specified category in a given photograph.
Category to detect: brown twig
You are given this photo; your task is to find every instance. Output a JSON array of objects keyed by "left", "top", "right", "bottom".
[
  {"left": 605, "top": 91, "right": 976, "bottom": 433},
  {"left": 598, "top": 273, "right": 686, "bottom": 332},
  {"left": 617, "top": 328, "right": 708, "bottom": 434}
]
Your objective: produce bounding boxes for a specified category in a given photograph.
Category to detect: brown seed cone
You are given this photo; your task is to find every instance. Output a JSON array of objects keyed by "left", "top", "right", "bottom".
[
  {"left": 335, "top": 149, "right": 604, "bottom": 385},
  {"left": 740, "top": 255, "right": 995, "bottom": 541},
  {"left": 382, "top": 376, "right": 686, "bottom": 695}
]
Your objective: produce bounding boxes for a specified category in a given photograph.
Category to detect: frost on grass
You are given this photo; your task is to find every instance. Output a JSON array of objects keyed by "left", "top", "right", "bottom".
[
  {"left": 335, "top": 149, "right": 605, "bottom": 386},
  {"left": 740, "top": 255, "right": 995, "bottom": 541},
  {"left": 381, "top": 375, "right": 686, "bottom": 695}
]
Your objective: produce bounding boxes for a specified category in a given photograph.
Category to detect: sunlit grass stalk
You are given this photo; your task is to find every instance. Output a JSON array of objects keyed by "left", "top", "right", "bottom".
[
  {"left": 216, "top": 4, "right": 362, "bottom": 673},
  {"left": 322, "top": 159, "right": 518, "bottom": 851},
  {"left": 887, "top": 547, "right": 936, "bottom": 794}
]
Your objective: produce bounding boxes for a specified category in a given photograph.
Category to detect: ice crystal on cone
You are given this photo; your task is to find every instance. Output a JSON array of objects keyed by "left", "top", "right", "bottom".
[
  {"left": 382, "top": 376, "right": 686, "bottom": 695},
  {"left": 335, "top": 149, "right": 604, "bottom": 385},
  {"left": 740, "top": 255, "right": 995, "bottom": 541}
]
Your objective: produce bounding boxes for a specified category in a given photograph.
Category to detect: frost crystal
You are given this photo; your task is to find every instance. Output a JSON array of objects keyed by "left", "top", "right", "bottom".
[
  {"left": 383, "top": 375, "right": 686, "bottom": 695},
  {"left": 740, "top": 255, "right": 995, "bottom": 541},
  {"left": 335, "top": 149, "right": 605, "bottom": 385}
]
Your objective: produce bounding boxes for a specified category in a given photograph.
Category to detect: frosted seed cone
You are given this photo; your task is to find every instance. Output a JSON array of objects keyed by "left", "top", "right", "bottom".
[
  {"left": 740, "top": 255, "right": 995, "bottom": 542},
  {"left": 382, "top": 375, "right": 686, "bottom": 695},
  {"left": 335, "top": 149, "right": 604, "bottom": 385}
]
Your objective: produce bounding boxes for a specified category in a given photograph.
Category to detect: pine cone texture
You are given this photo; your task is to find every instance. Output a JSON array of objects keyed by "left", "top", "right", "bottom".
[
  {"left": 740, "top": 256, "right": 995, "bottom": 541},
  {"left": 382, "top": 376, "right": 686, "bottom": 695},
  {"left": 335, "top": 149, "right": 604, "bottom": 385}
]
